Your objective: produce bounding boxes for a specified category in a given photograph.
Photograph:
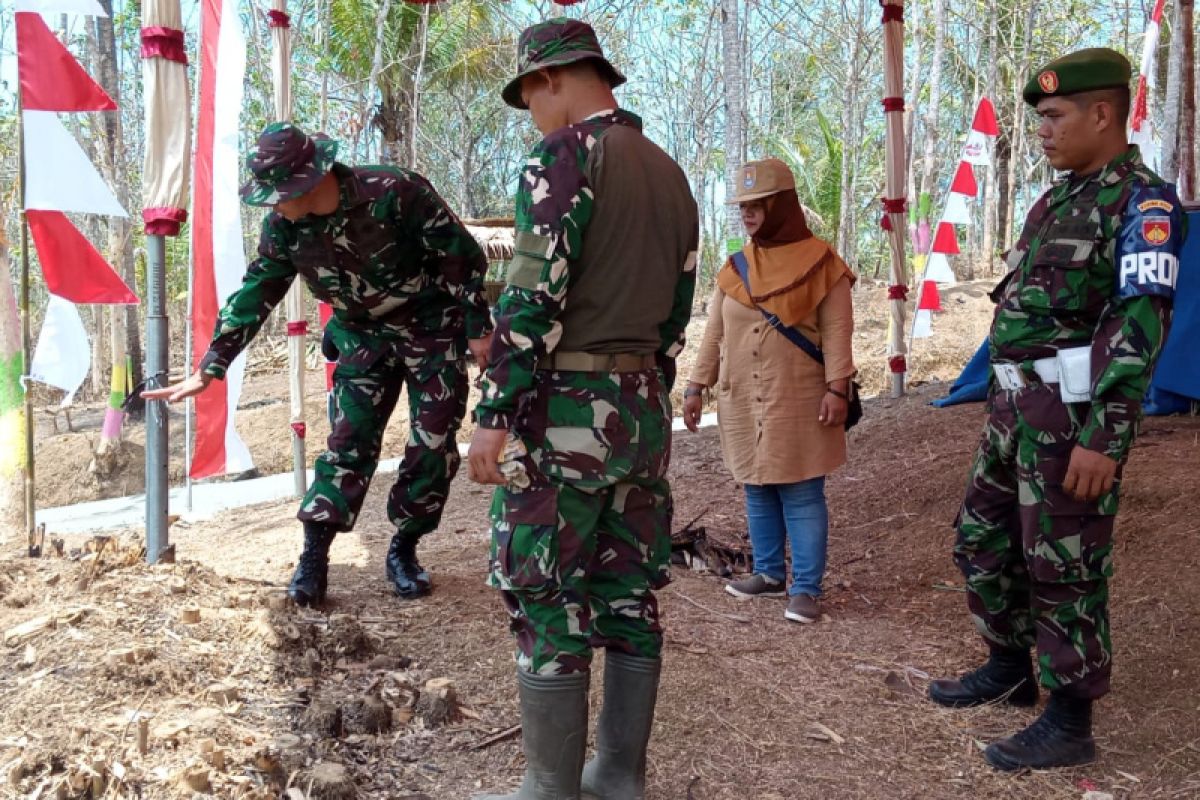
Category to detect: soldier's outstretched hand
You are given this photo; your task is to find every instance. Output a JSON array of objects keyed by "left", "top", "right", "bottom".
[
  {"left": 1063, "top": 445, "right": 1117, "bottom": 502},
  {"left": 141, "top": 370, "right": 214, "bottom": 404}
]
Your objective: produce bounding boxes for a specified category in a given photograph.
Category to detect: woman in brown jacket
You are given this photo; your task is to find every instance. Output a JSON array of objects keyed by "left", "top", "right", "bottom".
[{"left": 683, "top": 158, "right": 856, "bottom": 624}]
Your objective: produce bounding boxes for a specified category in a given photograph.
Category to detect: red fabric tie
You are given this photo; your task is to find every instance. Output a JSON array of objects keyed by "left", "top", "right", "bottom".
[
  {"left": 880, "top": 3, "right": 904, "bottom": 23},
  {"left": 142, "top": 207, "right": 188, "bottom": 236},
  {"left": 267, "top": 9, "right": 290, "bottom": 27},
  {"left": 291, "top": 422, "right": 307, "bottom": 439},
  {"left": 888, "top": 355, "right": 907, "bottom": 374},
  {"left": 287, "top": 321, "right": 308, "bottom": 336},
  {"left": 882, "top": 96, "right": 905, "bottom": 113},
  {"left": 141, "top": 26, "right": 187, "bottom": 64},
  {"left": 887, "top": 285, "right": 909, "bottom": 301},
  {"left": 881, "top": 197, "right": 906, "bottom": 214}
]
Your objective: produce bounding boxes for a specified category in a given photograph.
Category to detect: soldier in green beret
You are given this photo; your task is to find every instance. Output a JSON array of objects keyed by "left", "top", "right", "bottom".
[
  {"left": 929, "top": 47, "right": 1186, "bottom": 770},
  {"left": 468, "top": 17, "right": 698, "bottom": 800},
  {"left": 144, "top": 123, "right": 493, "bottom": 608}
]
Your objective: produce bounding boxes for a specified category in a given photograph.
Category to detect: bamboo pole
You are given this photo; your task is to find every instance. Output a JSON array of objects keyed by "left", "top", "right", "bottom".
[
  {"left": 272, "top": 0, "right": 307, "bottom": 496},
  {"left": 16, "top": 86, "right": 36, "bottom": 543}
]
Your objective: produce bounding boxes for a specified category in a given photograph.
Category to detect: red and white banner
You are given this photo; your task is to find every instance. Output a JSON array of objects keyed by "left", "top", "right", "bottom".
[
  {"left": 29, "top": 295, "right": 91, "bottom": 405},
  {"left": 189, "top": 0, "right": 252, "bottom": 479},
  {"left": 16, "top": 12, "right": 115, "bottom": 112},
  {"left": 17, "top": 2, "right": 135, "bottom": 313},
  {"left": 1130, "top": 0, "right": 1166, "bottom": 167},
  {"left": 22, "top": 111, "right": 127, "bottom": 217},
  {"left": 14, "top": 0, "right": 106, "bottom": 15},
  {"left": 26, "top": 211, "right": 137, "bottom": 303},
  {"left": 913, "top": 97, "right": 1000, "bottom": 340}
]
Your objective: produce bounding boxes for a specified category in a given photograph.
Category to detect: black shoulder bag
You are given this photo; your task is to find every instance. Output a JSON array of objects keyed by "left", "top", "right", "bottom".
[{"left": 730, "top": 251, "right": 862, "bottom": 430}]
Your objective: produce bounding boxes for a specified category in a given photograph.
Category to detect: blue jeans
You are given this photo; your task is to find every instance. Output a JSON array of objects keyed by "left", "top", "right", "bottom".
[{"left": 744, "top": 478, "right": 829, "bottom": 597}]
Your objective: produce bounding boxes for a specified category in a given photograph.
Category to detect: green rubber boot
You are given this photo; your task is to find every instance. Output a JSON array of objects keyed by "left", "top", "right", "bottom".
[
  {"left": 476, "top": 669, "right": 589, "bottom": 800},
  {"left": 581, "top": 652, "right": 661, "bottom": 800}
]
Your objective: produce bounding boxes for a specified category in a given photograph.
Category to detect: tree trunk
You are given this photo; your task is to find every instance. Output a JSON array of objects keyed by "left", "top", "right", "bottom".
[
  {"left": 903, "top": 0, "right": 922, "bottom": 211},
  {"left": 720, "top": 0, "right": 745, "bottom": 247},
  {"left": 94, "top": 0, "right": 138, "bottom": 442},
  {"left": 917, "top": 0, "right": 945, "bottom": 201},
  {"left": 837, "top": 4, "right": 864, "bottom": 263},
  {"left": 1179, "top": 0, "right": 1196, "bottom": 200},
  {"left": 407, "top": 1, "right": 431, "bottom": 169},
  {"left": 1004, "top": 1, "right": 1038, "bottom": 251},
  {"left": 980, "top": 0, "right": 999, "bottom": 276},
  {"left": 1161, "top": 1, "right": 1184, "bottom": 182},
  {"left": 0, "top": 212, "right": 25, "bottom": 533}
]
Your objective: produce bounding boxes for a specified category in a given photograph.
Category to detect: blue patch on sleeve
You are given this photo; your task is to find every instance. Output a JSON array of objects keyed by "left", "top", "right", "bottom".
[{"left": 1115, "top": 183, "right": 1185, "bottom": 299}]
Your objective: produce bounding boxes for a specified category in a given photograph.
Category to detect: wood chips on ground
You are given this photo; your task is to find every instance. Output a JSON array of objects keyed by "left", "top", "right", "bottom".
[{"left": 3, "top": 380, "right": 1199, "bottom": 798}]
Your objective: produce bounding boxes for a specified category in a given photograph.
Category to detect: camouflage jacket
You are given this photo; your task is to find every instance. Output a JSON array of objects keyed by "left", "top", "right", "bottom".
[
  {"left": 200, "top": 164, "right": 491, "bottom": 378},
  {"left": 990, "top": 146, "right": 1185, "bottom": 461},
  {"left": 474, "top": 109, "right": 697, "bottom": 430}
]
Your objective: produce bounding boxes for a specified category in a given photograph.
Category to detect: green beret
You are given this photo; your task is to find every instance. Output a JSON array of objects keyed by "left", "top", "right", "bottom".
[{"left": 1023, "top": 47, "right": 1132, "bottom": 106}]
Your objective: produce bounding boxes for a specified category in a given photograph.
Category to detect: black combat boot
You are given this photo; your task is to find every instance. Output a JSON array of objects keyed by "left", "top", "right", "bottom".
[
  {"left": 386, "top": 533, "right": 431, "bottom": 599},
  {"left": 288, "top": 523, "right": 336, "bottom": 607},
  {"left": 984, "top": 691, "right": 1096, "bottom": 770},
  {"left": 928, "top": 646, "right": 1038, "bottom": 708}
]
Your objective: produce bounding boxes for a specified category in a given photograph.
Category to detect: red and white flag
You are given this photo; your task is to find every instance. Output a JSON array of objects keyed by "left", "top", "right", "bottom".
[
  {"left": 1130, "top": 0, "right": 1166, "bottom": 167},
  {"left": 189, "top": 0, "right": 252, "bottom": 479},
  {"left": 14, "top": 0, "right": 106, "bottom": 14}
]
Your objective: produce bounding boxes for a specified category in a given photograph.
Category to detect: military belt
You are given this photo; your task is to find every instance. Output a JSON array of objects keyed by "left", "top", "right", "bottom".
[
  {"left": 992, "top": 346, "right": 1092, "bottom": 402},
  {"left": 537, "top": 351, "right": 657, "bottom": 373},
  {"left": 992, "top": 358, "right": 1059, "bottom": 391}
]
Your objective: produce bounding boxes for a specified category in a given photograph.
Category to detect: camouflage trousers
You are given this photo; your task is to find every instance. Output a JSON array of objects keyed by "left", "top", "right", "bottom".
[
  {"left": 487, "top": 367, "right": 674, "bottom": 675},
  {"left": 298, "top": 342, "right": 467, "bottom": 537},
  {"left": 954, "top": 383, "right": 1119, "bottom": 699}
]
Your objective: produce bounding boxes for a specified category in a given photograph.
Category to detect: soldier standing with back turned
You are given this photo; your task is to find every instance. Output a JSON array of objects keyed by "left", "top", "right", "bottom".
[
  {"left": 928, "top": 48, "right": 1185, "bottom": 770},
  {"left": 466, "top": 19, "right": 699, "bottom": 800}
]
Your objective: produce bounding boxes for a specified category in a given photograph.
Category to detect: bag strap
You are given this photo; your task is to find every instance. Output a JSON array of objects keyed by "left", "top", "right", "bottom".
[{"left": 730, "top": 251, "right": 826, "bottom": 366}]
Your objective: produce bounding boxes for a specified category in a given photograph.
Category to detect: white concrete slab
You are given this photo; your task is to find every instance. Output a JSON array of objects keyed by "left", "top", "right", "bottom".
[{"left": 36, "top": 412, "right": 721, "bottom": 534}]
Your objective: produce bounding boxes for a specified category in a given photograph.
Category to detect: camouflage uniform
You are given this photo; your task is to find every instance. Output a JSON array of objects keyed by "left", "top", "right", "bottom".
[
  {"left": 476, "top": 107, "right": 698, "bottom": 675},
  {"left": 202, "top": 155, "right": 490, "bottom": 537},
  {"left": 954, "top": 145, "right": 1184, "bottom": 698}
]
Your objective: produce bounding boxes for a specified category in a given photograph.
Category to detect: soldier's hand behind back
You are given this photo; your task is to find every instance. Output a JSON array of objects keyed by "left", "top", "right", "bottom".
[
  {"left": 468, "top": 333, "right": 494, "bottom": 370},
  {"left": 1063, "top": 445, "right": 1117, "bottom": 503},
  {"left": 467, "top": 426, "right": 507, "bottom": 485}
]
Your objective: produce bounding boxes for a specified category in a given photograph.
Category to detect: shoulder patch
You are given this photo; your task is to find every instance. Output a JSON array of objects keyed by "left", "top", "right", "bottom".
[
  {"left": 1115, "top": 182, "right": 1185, "bottom": 300},
  {"left": 1137, "top": 198, "right": 1174, "bottom": 214}
]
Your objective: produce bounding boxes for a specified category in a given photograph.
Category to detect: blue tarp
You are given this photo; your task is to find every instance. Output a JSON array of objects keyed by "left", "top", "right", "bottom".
[
  {"left": 930, "top": 339, "right": 990, "bottom": 407},
  {"left": 933, "top": 208, "right": 1200, "bottom": 413}
]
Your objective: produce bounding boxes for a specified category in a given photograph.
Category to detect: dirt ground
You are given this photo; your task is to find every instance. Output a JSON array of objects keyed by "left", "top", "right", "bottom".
[
  {"left": 32, "top": 280, "right": 995, "bottom": 509},
  {"left": 3, "top": 378, "right": 1199, "bottom": 798}
]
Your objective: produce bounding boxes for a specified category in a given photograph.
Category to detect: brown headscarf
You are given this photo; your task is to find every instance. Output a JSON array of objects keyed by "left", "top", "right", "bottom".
[{"left": 718, "top": 189, "right": 856, "bottom": 327}]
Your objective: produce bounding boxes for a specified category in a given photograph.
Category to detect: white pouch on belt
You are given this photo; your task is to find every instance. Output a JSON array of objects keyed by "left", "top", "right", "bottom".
[{"left": 1055, "top": 346, "right": 1092, "bottom": 403}]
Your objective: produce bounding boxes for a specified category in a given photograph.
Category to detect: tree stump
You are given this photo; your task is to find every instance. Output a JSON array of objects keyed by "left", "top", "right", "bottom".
[
  {"left": 301, "top": 700, "right": 345, "bottom": 737},
  {"left": 358, "top": 694, "right": 392, "bottom": 734},
  {"left": 415, "top": 678, "right": 461, "bottom": 728},
  {"left": 300, "top": 761, "right": 357, "bottom": 800}
]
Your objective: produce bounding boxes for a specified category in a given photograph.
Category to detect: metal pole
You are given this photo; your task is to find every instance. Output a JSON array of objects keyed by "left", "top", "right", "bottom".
[
  {"left": 16, "top": 82, "right": 35, "bottom": 543},
  {"left": 145, "top": 234, "right": 169, "bottom": 563}
]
